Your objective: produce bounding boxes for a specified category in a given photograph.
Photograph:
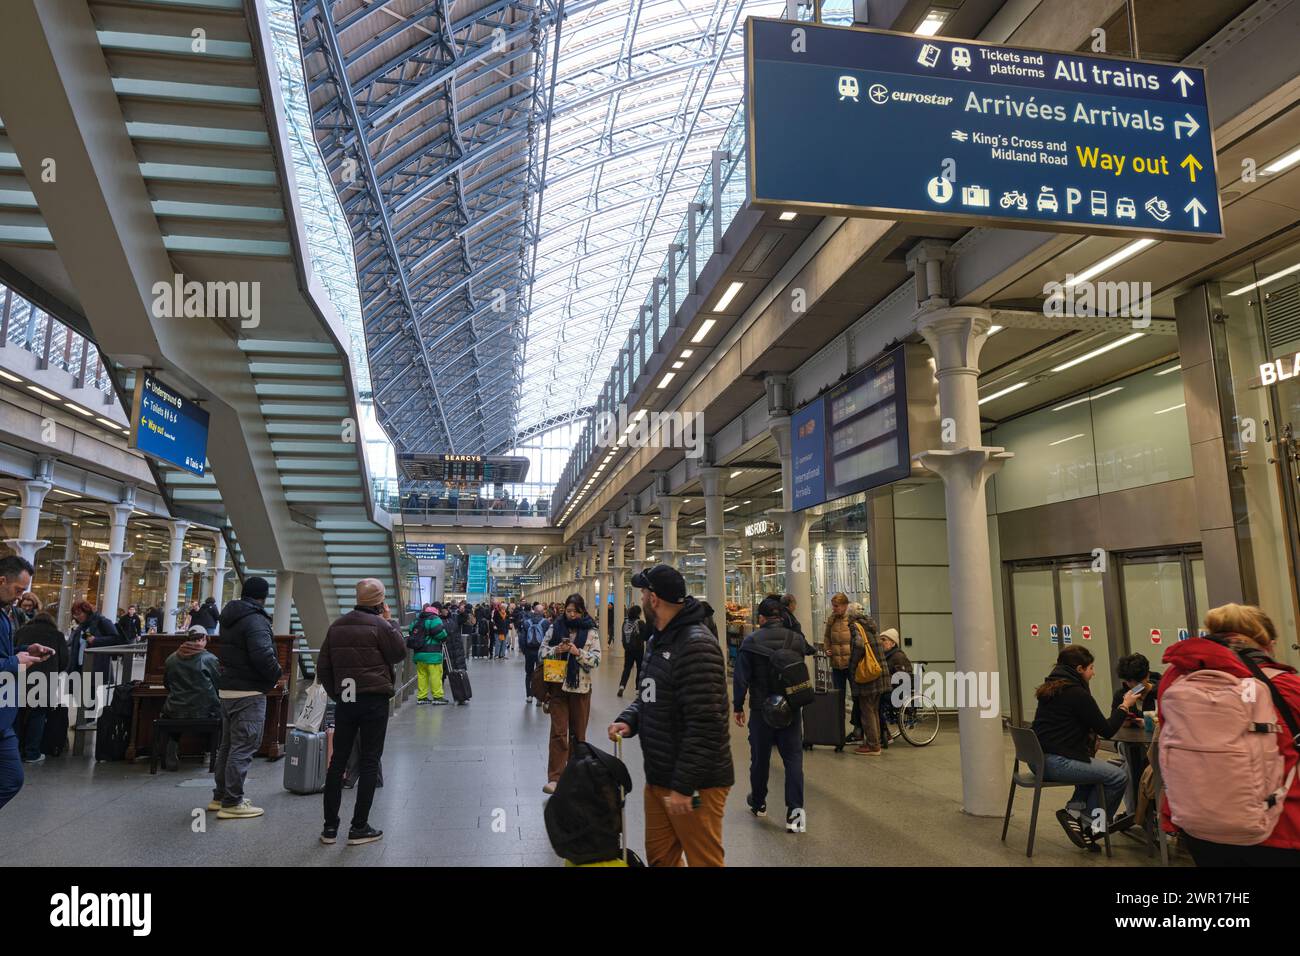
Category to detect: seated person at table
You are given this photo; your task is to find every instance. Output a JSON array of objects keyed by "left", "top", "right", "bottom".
[
  {"left": 1111, "top": 653, "right": 1160, "bottom": 716},
  {"left": 1032, "top": 645, "right": 1145, "bottom": 851},
  {"left": 160, "top": 626, "right": 222, "bottom": 771}
]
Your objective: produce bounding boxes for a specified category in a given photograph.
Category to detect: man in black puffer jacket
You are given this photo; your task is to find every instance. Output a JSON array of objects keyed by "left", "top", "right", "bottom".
[
  {"left": 609, "top": 564, "right": 733, "bottom": 867},
  {"left": 210, "top": 576, "right": 282, "bottom": 821}
]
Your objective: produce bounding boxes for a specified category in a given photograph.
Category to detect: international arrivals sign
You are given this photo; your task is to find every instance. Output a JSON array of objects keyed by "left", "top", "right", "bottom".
[{"left": 745, "top": 18, "right": 1222, "bottom": 240}]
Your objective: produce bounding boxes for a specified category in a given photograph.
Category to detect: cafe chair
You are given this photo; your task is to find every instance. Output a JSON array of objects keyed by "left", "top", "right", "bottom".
[
  {"left": 149, "top": 716, "right": 223, "bottom": 775},
  {"left": 1002, "top": 725, "right": 1112, "bottom": 858},
  {"left": 1146, "top": 738, "right": 1172, "bottom": 866}
]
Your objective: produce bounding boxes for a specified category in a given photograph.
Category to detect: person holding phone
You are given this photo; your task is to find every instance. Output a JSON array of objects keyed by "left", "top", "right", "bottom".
[
  {"left": 539, "top": 593, "right": 600, "bottom": 794},
  {"left": 1112, "top": 653, "right": 1160, "bottom": 717},
  {"left": 1032, "top": 645, "right": 1145, "bottom": 851},
  {"left": 0, "top": 555, "right": 50, "bottom": 809}
]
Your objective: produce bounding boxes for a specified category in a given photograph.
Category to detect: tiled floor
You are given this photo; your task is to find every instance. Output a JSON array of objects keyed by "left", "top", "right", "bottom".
[{"left": 1, "top": 646, "right": 1180, "bottom": 866}]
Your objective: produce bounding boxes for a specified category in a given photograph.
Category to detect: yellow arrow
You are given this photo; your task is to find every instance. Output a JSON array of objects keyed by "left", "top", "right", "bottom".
[{"left": 1180, "top": 154, "right": 1203, "bottom": 183}]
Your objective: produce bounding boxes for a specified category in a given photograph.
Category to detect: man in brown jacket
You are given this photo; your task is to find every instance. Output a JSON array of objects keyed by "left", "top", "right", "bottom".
[{"left": 317, "top": 578, "right": 405, "bottom": 846}]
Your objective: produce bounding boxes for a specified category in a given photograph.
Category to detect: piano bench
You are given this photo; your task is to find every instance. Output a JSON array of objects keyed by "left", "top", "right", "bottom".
[{"left": 150, "top": 717, "right": 223, "bottom": 775}]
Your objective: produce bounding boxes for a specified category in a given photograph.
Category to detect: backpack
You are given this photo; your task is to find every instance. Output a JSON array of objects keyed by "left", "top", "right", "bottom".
[
  {"left": 523, "top": 618, "right": 545, "bottom": 652},
  {"left": 544, "top": 742, "right": 643, "bottom": 866},
  {"left": 94, "top": 682, "right": 136, "bottom": 762},
  {"left": 622, "top": 619, "right": 640, "bottom": 650},
  {"left": 406, "top": 618, "right": 443, "bottom": 653},
  {"left": 1159, "top": 653, "right": 1300, "bottom": 846},
  {"left": 766, "top": 630, "right": 814, "bottom": 709}
]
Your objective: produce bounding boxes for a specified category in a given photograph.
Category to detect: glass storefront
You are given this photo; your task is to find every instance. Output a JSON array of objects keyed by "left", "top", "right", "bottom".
[{"left": 1217, "top": 246, "right": 1300, "bottom": 669}]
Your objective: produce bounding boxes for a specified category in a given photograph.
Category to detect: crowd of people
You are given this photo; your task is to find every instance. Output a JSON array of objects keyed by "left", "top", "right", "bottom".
[{"left": 0, "top": 542, "right": 1295, "bottom": 868}]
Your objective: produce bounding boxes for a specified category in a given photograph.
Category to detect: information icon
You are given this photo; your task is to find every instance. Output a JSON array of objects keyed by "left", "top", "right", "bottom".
[{"left": 926, "top": 176, "right": 954, "bottom": 204}]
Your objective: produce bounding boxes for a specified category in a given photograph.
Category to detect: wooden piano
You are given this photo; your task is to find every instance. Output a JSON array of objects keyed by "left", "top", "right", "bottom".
[{"left": 127, "top": 634, "right": 294, "bottom": 762}]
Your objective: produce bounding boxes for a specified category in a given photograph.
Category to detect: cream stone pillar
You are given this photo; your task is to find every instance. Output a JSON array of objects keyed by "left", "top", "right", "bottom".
[
  {"left": 162, "top": 519, "right": 192, "bottom": 633},
  {"left": 4, "top": 460, "right": 53, "bottom": 564}
]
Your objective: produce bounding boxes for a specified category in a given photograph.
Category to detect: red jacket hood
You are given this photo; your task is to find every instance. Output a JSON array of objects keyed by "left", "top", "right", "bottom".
[{"left": 1160, "top": 636, "right": 1296, "bottom": 680}]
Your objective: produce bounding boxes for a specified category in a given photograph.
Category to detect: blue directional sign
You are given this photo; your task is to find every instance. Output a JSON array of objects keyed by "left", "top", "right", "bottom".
[
  {"left": 405, "top": 543, "right": 446, "bottom": 560},
  {"left": 791, "top": 396, "right": 827, "bottom": 511},
  {"left": 746, "top": 19, "right": 1222, "bottom": 240},
  {"left": 130, "top": 373, "right": 209, "bottom": 477}
]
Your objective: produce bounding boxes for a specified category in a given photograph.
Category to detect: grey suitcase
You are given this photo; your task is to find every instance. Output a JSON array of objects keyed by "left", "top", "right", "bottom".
[{"left": 283, "top": 728, "right": 328, "bottom": 794}]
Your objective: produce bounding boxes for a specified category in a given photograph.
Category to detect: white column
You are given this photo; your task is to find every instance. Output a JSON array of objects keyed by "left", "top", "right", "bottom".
[
  {"left": 629, "top": 513, "right": 653, "bottom": 576},
  {"left": 54, "top": 518, "right": 78, "bottom": 631},
  {"left": 657, "top": 496, "right": 686, "bottom": 568},
  {"left": 767, "top": 416, "right": 812, "bottom": 629},
  {"left": 198, "top": 547, "right": 213, "bottom": 601},
  {"left": 98, "top": 501, "right": 134, "bottom": 623},
  {"left": 698, "top": 467, "right": 727, "bottom": 634},
  {"left": 914, "top": 305, "right": 1012, "bottom": 818},
  {"left": 162, "top": 519, "right": 192, "bottom": 633},
  {"left": 609, "top": 527, "right": 626, "bottom": 660},
  {"left": 210, "top": 535, "right": 230, "bottom": 608},
  {"left": 4, "top": 464, "right": 53, "bottom": 564},
  {"left": 273, "top": 570, "right": 295, "bottom": 634},
  {"left": 583, "top": 540, "right": 598, "bottom": 618}
]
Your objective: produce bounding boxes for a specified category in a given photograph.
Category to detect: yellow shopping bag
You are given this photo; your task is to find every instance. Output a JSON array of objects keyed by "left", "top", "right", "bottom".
[{"left": 543, "top": 658, "right": 568, "bottom": 683}]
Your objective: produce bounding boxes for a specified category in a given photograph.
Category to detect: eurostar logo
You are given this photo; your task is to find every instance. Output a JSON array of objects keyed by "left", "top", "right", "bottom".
[{"left": 868, "top": 84, "right": 889, "bottom": 105}]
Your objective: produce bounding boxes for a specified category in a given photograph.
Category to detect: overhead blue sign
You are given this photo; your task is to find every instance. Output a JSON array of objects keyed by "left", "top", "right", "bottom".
[
  {"left": 405, "top": 543, "right": 446, "bottom": 560},
  {"left": 130, "top": 373, "right": 209, "bottom": 477},
  {"left": 746, "top": 19, "right": 1222, "bottom": 240},
  {"left": 791, "top": 396, "right": 827, "bottom": 511}
]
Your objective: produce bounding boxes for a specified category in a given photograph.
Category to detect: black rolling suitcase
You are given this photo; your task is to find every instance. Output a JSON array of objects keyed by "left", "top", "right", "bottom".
[
  {"left": 447, "top": 668, "right": 472, "bottom": 704},
  {"left": 801, "top": 688, "right": 845, "bottom": 752},
  {"left": 472, "top": 634, "right": 491, "bottom": 659}
]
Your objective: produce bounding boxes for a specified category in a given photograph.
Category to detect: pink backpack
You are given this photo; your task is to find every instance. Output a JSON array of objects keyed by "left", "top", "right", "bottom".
[{"left": 1159, "top": 658, "right": 1300, "bottom": 845}]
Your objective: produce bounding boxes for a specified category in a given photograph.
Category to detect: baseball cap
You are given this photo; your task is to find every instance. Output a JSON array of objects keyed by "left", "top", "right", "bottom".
[{"left": 630, "top": 564, "right": 686, "bottom": 604}]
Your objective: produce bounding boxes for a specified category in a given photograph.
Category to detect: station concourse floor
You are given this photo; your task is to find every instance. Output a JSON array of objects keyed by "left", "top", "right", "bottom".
[{"left": 1, "top": 648, "right": 1179, "bottom": 867}]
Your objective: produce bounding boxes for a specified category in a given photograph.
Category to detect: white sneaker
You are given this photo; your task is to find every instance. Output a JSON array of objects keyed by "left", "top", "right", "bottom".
[
  {"left": 217, "top": 799, "right": 264, "bottom": 819},
  {"left": 542, "top": 781, "right": 557, "bottom": 795}
]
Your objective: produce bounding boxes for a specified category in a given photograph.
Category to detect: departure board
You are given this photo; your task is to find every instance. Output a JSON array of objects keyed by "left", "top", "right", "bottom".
[{"left": 824, "top": 345, "right": 911, "bottom": 498}]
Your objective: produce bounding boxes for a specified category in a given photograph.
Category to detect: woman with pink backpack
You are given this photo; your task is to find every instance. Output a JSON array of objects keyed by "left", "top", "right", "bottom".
[{"left": 1157, "top": 603, "right": 1300, "bottom": 866}]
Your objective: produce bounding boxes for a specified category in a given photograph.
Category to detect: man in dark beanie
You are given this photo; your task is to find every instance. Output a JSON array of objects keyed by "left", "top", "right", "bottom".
[{"left": 210, "top": 575, "right": 281, "bottom": 820}]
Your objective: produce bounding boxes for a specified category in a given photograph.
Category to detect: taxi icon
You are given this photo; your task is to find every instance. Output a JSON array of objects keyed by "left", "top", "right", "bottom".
[
  {"left": 1115, "top": 197, "right": 1137, "bottom": 220},
  {"left": 838, "top": 76, "right": 859, "bottom": 101}
]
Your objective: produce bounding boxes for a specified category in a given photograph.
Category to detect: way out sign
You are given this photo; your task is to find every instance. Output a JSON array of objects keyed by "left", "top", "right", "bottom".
[{"left": 1150, "top": 627, "right": 1162, "bottom": 645}]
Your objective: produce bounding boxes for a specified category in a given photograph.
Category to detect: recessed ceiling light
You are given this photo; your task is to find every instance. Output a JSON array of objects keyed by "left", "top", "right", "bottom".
[
  {"left": 672, "top": 361, "right": 684, "bottom": 370},
  {"left": 915, "top": 8, "right": 950, "bottom": 36},
  {"left": 1227, "top": 262, "right": 1300, "bottom": 297},
  {"left": 713, "top": 281, "right": 745, "bottom": 312},
  {"left": 1050, "top": 333, "right": 1144, "bottom": 372},
  {"left": 1153, "top": 402, "right": 1186, "bottom": 416},
  {"left": 779, "top": 211, "right": 798, "bottom": 221},
  {"left": 680, "top": 350, "right": 693, "bottom": 358},
  {"left": 690, "top": 319, "right": 716, "bottom": 344},
  {"left": 1264, "top": 145, "right": 1300, "bottom": 174},
  {"left": 978, "top": 382, "right": 1029, "bottom": 405},
  {"left": 0, "top": 370, "right": 21, "bottom": 383},
  {"left": 1048, "top": 433, "right": 1086, "bottom": 447},
  {"left": 1064, "top": 239, "right": 1155, "bottom": 288},
  {"left": 657, "top": 372, "right": 675, "bottom": 389},
  {"left": 1154, "top": 364, "right": 1181, "bottom": 376},
  {"left": 730, "top": 469, "right": 743, "bottom": 478},
  {"left": 65, "top": 402, "right": 94, "bottom": 417},
  {"left": 27, "top": 384, "right": 62, "bottom": 401},
  {"left": 988, "top": 325, "right": 1003, "bottom": 335},
  {"left": 1052, "top": 386, "right": 1124, "bottom": 412}
]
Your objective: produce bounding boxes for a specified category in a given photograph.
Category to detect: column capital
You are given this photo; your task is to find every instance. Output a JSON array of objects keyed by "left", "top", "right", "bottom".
[
  {"left": 915, "top": 305, "right": 996, "bottom": 372},
  {"left": 767, "top": 414, "right": 793, "bottom": 459},
  {"left": 97, "top": 550, "right": 133, "bottom": 565},
  {"left": 698, "top": 466, "right": 728, "bottom": 499},
  {"left": 913, "top": 447, "right": 1013, "bottom": 486}
]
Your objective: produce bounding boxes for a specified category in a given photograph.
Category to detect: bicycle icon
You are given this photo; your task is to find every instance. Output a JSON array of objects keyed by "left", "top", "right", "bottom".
[{"left": 999, "top": 190, "right": 1028, "bottom": 210}]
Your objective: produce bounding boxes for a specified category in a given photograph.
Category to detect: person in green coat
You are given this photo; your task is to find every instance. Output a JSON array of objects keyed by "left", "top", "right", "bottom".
[
  {"left": 409, "top": 606, "right": 449, "bottom": 705},
  {"left": 162, "top": 625, "right": 223, "bottom": 770}
]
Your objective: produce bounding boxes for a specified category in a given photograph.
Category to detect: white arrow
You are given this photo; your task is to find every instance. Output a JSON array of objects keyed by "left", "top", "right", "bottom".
[
  {"left": 1174, "top": 113, "right": 1200, "bottom": 139},
  {"left": 1184, "top": 197, "right": 1207, "bottom": 228},
  {"left": 1172, "top": 70, "right": 1195, "bottom": 97}
]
